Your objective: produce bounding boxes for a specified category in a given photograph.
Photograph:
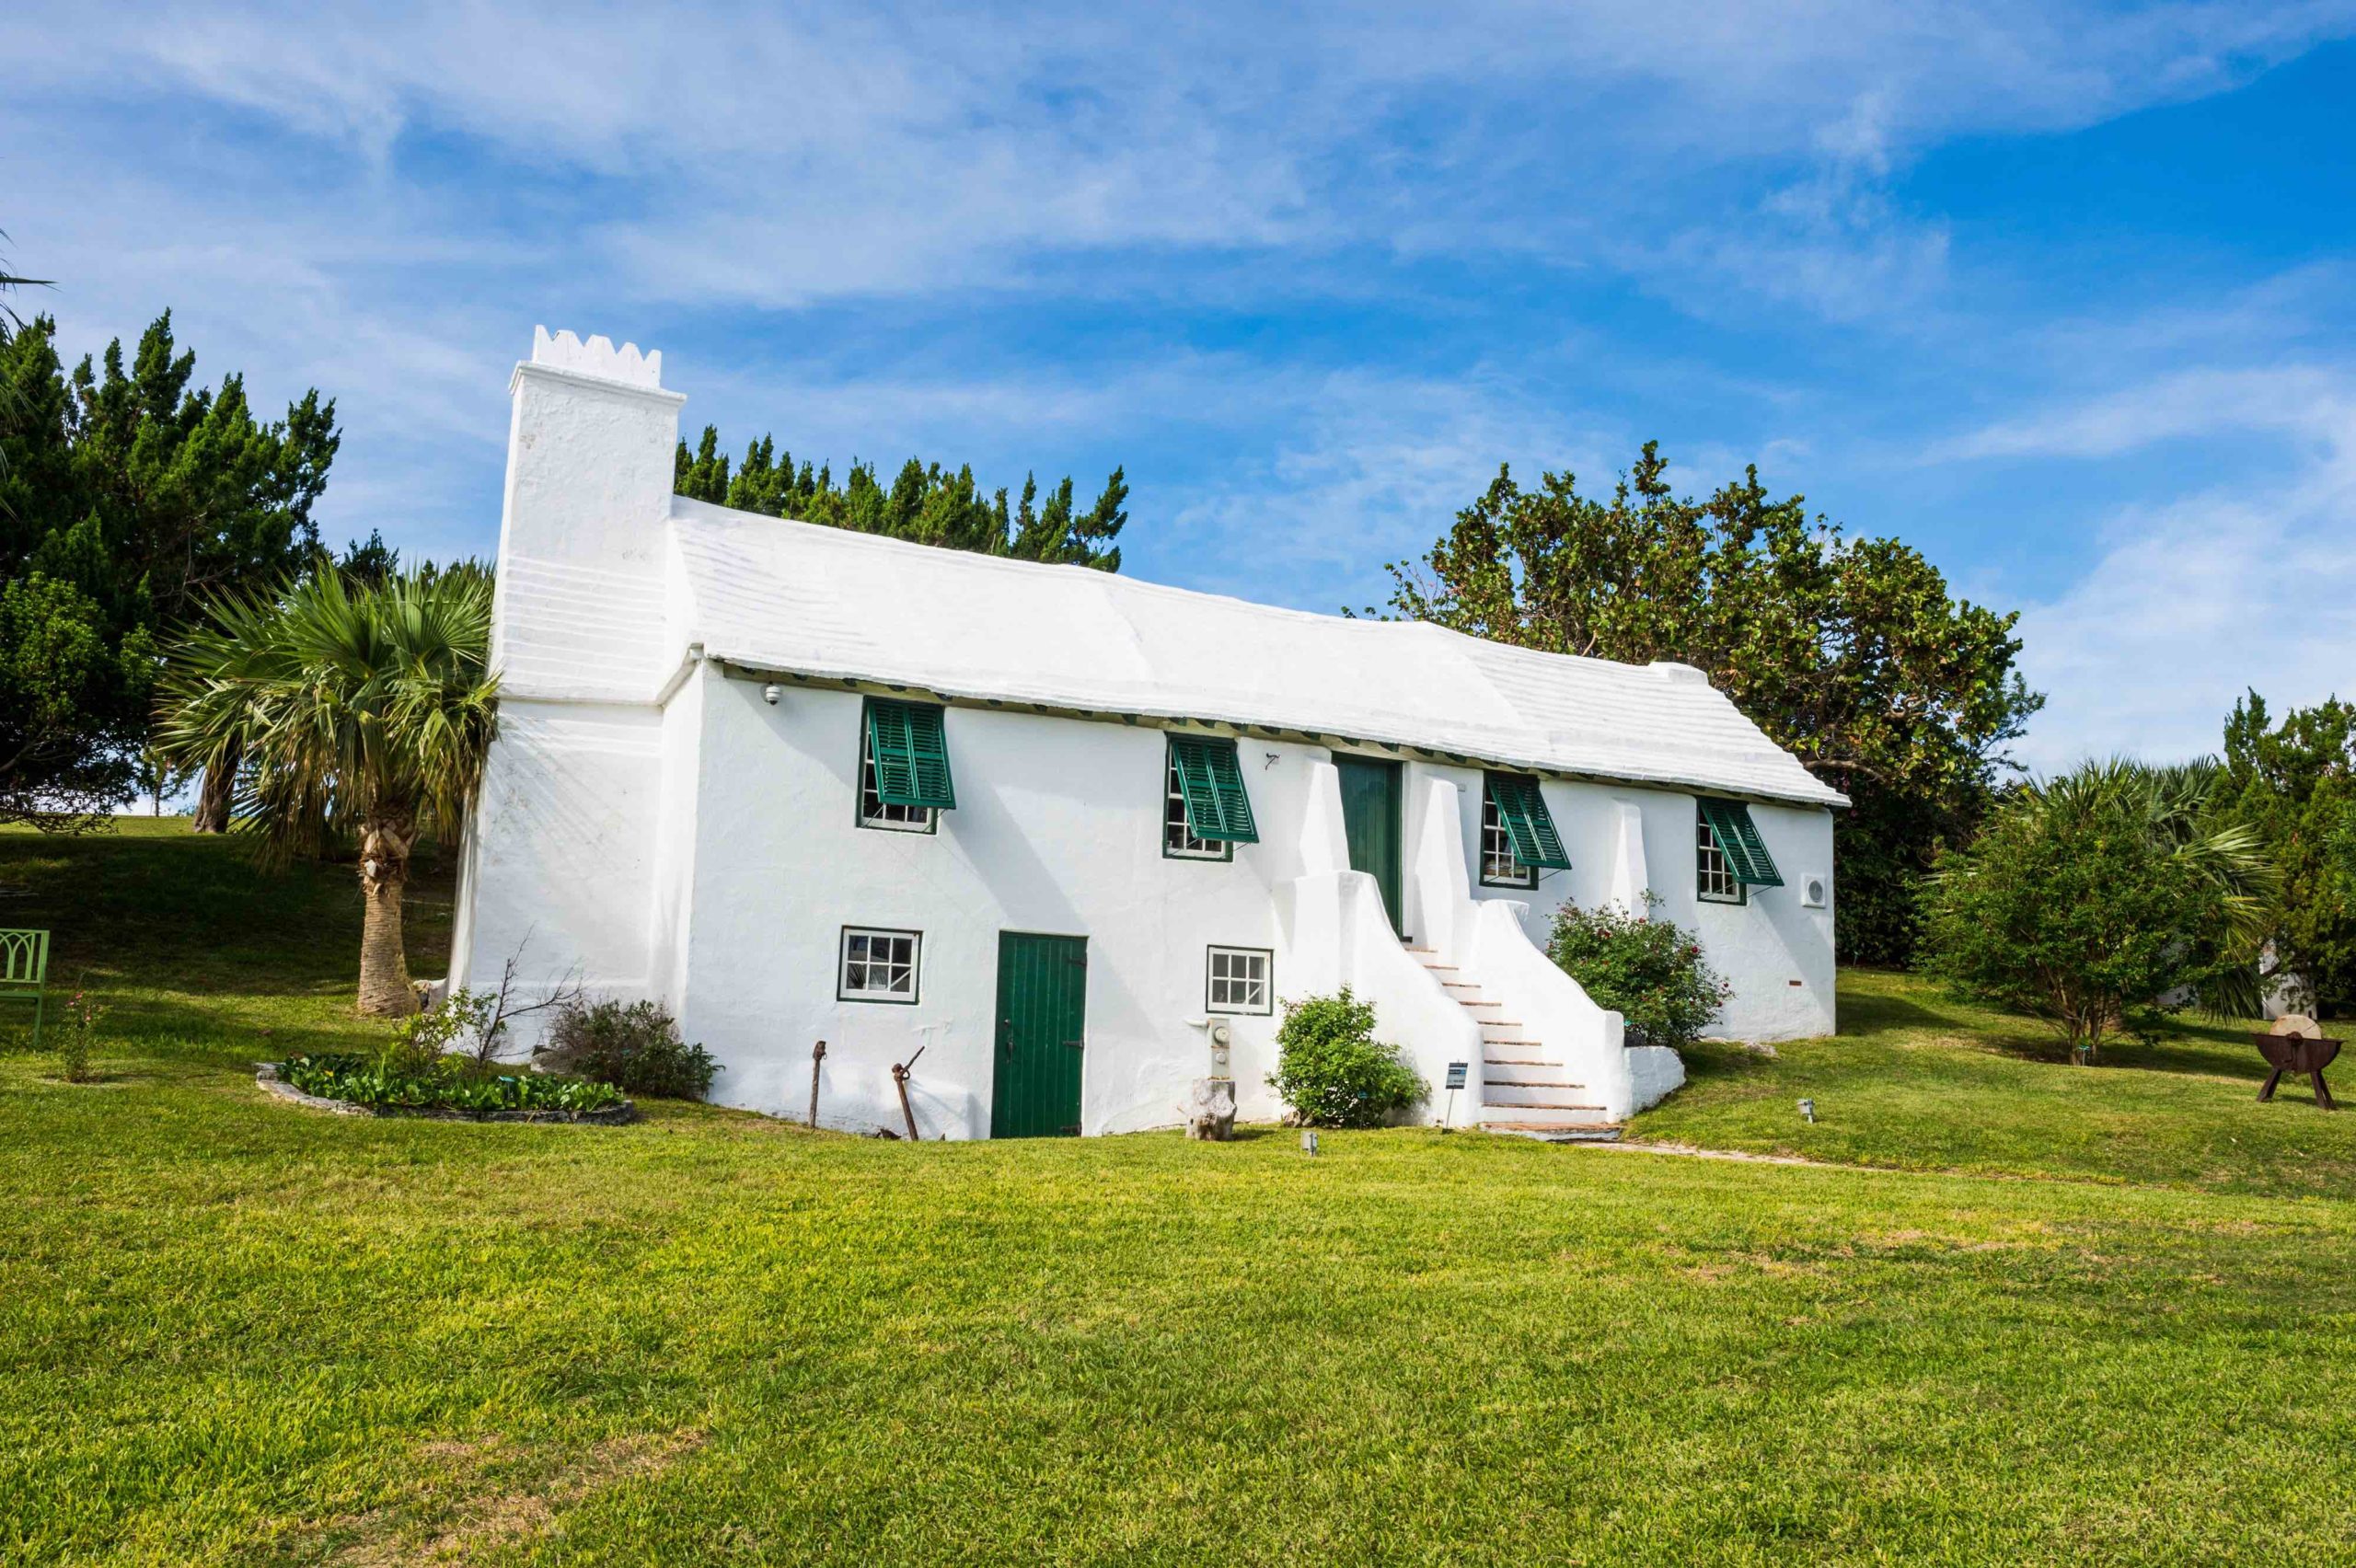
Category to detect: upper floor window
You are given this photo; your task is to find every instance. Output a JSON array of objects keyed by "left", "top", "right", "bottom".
[
  {"left": 1164, "top": 735, "right": 1258, "bottom": 859},
  {"left": 1481, "top": 772, "right": 1568, "bottom": 888},
  {"left": 1480, "top": 788, "right": 1536, "bottom": 888},
  {"left": 860, "top": 698, "right": 955, "bottom": 832},
  {"left": 1696, "top": 798, "right": 1782, "bottom": 905}
]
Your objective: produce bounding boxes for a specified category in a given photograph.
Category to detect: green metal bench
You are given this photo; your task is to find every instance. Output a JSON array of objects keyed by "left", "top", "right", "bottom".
[{"left": 0, "top": 929, "right": 49, "bottom": 1050}]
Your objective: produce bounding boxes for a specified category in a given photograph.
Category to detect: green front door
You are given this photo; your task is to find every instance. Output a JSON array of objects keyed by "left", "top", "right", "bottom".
[
  {"left": 991, "top": 932, "right": 1088, "bottom": 1138},
  {"left": 1334, "top": 756, "right": 1404, "bottom": 936}
]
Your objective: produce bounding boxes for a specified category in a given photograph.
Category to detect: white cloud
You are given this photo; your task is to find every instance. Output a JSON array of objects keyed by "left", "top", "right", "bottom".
[
  {"left": 18, "top": 0, "right": 2353, "bottom": 310},
  {"left": 1999, "top": 368, "right": 2356, "bottom": 769}
]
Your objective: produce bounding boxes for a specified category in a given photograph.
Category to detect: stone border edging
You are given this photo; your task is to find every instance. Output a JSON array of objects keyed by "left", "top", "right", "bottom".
[{"left": 253, "top": 1063, "right": 638, "bottom": 1125}]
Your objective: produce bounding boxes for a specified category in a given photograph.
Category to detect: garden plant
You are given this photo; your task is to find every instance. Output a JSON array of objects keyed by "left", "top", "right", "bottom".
[
  {"left": 1547, "top": 895, "right": 1731, "bottom": 1048},
  {"left": 1266, "top": 987, "right": 1425, "bottom": 1127}
]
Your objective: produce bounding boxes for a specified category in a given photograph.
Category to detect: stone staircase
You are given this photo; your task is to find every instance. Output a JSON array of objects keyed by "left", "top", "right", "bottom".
[{"left": 1405, "top": 943, "right": 1617, "bottom": 1136}]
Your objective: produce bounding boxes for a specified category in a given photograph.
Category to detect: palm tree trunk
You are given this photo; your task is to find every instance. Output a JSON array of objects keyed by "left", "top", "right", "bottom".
[
  {"left": 191, "top": 743, "right": 239, "bottom": 833},
  {"left": 356, "top": 813, "right": 420, "bottom": 1017}
]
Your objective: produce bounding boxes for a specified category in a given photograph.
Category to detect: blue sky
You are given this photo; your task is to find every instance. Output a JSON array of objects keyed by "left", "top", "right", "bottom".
[{"left": 13, "top": 2, "right": 2356, "bottom": 771}]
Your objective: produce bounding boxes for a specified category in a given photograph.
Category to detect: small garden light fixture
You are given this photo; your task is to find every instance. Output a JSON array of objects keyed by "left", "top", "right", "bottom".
[
  {"left": 1798, "top": 1098, "right": 1816, "bottom": 1124},
  {"left": 1300, "top": 1129, "right": 1319, "bottom": 1157}
]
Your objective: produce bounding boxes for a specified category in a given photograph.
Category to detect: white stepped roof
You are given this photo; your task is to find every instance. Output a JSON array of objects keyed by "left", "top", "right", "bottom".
[{"left": 670, "top": 496, "right": 1847, "bottom": 810}]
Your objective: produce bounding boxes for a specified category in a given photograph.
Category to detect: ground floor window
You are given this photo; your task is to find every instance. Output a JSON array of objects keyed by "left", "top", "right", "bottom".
[
  {"left": 1207, "top": 946, "right": 1272, "bottom": 1015},
  {"left": 840, "top": 927, "right": 921, "bottom": 1002}
]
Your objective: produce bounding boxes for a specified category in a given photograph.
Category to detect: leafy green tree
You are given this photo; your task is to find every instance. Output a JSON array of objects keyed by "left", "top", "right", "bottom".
[
  {"left": 156, "top": 569, "right": 497, "bottom": 1016},
  {"left": 0, "top": 312, "right": 339, "bottom": 828},
  {"left": 2218, "top": 691, "right": 2356, "bottom": 1018},
  {"left": 1380, "top": 446, "right": 2042, "bottom": 963},
  {"left": 1918, "top": 759, "right": 2274, "bottom": 1062},
  {"left": 675, "top": 426, "right": 1128, "bottom": 570}
]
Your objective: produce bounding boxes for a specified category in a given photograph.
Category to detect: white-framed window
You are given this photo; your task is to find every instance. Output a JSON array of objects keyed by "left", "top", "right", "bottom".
[
  {"left": 839, "top": 927, "right": 921, "bottom": 1003},
  {"left": 1480, "top": 788, "right": 1537, "bottom": 889},
  {"left": 1697, "top": 813, "right": 1745, "bottom": 905},
  {"left": 1164, "top": 747, "right": 1232, "bottom": 860},
  {"left": 860, "top": 727, "right": 936, "bottom": 833},
  {"left": 1207, "top": 946, "right": 1272, "bottom": 1015}
]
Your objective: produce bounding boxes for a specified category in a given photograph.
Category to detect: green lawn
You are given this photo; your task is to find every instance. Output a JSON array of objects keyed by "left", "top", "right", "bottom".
[{"left": 6, "top": 824, "right": 2356, "bottom": 1565}]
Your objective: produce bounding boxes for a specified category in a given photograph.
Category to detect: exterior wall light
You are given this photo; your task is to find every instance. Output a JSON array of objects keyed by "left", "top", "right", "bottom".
[{"left": 762, "top": 683, "right": 781, "bottom": 705}]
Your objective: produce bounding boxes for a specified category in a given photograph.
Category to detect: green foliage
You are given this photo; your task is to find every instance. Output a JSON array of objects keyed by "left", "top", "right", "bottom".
[
  {"left": 2219, "top": 690, "right": 2356, "bottom": 1018},
  {"left": 1919, "top": 759, "right": 2275, "bottom": 1061},
  {"left": 0, "top": 572, "right": 155, "bottom": 825},
  {"left": 1380, "top": 446, "right": 2042, "bottom": 964},
  {"left": 53, "top": 985, "right": 101, "bottom": 1083},
  {"left": 156, "top": 567, "right": 497, "bottom": 863},
  {"left": 1546, "top": 897, "right": 1731, "bottom": 1048},
  {"left": 280, "top": 1052, "right": 625, "bottom": 1116},
  {"left": 0, "top": 312, "right": 338, "bottom": 825},
  {"left": 1266, "top": 987, "right": 1426, "bottom": 1127},
  {"left": 539, "top": 997, "right": 718, "bottom": 1101},
  {"left": 675, "top": 426, "right": 1128, "bottom": 570}
]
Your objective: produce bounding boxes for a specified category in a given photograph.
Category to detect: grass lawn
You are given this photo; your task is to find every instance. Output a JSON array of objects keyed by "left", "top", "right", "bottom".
[{"left": 6, "top": 824, "right": 2356, "bottom": 1565}]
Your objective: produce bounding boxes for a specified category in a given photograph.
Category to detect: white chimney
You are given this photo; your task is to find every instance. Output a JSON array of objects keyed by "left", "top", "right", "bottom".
[{"left": 490, "top": 328, "right": 687, "bottom": 702}]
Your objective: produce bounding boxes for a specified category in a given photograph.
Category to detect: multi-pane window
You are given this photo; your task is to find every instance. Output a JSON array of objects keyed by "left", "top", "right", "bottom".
[
  {"left": 860, "top": 724, "right": 935, "bottom": 832},
  {"left": 1207, "top": 946, "right": 1272, "bottom": 1015},
  {"left": 1480, "top": 789, "right": 1537, "bottom": 888},
  {"left": 1697, "top": 813, "right": 1745, "bottom": 905},
  {"left": 839, "top": 927, "right": 920, "bottom": 1002},
  {"left": 1165, "top": 746, "right": 1233, "bottom": 859}
]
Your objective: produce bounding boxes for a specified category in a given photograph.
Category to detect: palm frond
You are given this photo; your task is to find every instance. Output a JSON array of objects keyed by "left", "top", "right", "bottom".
[{"left": 156, "top": 563, "right": 498, "bottom": 859}]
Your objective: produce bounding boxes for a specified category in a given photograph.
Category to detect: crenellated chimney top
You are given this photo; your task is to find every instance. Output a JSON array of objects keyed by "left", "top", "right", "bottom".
[{"left": 529, "top": 325, "right": 665, "bottom": 391}]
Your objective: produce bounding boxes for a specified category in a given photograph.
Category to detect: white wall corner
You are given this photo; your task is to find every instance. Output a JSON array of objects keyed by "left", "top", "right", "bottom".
[
  {"left": 1409, "top": 776, "right": 1473, "bottom": 964},
  {"left": 1298, "top": 758, "right": 1351, "bottom": 875},
  {"left": 1606, "top": 797, "right": 1650, "bottom": 913}
]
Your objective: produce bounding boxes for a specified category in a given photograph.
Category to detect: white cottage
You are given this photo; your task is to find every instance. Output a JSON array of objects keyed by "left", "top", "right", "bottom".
[{"left": 447, "top": 329, "right": 1846, "bottom": 1138}]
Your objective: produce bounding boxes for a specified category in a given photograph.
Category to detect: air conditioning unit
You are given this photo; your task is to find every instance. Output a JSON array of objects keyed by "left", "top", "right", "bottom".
[{"left": 1801, "top": 874, "right": 1829, "bottom": 908}]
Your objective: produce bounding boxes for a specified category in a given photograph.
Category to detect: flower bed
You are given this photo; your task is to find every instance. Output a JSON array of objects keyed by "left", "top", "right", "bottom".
[{"left": 259, "top": 1055, "right": 634, "bottom": 1123}]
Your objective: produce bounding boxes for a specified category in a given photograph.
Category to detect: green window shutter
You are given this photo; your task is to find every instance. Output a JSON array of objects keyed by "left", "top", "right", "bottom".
[
  {"left": 867, "top": 699, "right": 957, "bottom": 810},
  {"left": 1487, "top": 774, "right": 1570, "bottom": 869},
  {"left": 1699, "top": 799, "right": 1782, "bottom": 887},
  {"left": 1169, "top": 736, "right": 1259, "bottom": 843}
]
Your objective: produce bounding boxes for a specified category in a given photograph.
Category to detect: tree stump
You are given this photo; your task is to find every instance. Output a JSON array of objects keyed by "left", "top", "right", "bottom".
[{"left": 1186, "top": 1078, "right": 1236, "bottom": 1141}]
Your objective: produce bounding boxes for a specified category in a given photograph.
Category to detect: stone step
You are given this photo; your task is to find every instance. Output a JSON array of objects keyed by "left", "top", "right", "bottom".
[
  {"left": 1484, "top": 1068, "right": 1585, "bottom": 1089},
  {"left": 1479, "top": 1102, "right": 1617, "bottom": 1128},
  {"left": 1481, "top": 1086, "right": 1607, "bottom": 1112},
  {"left": 1484, "top": 1122, "right": 1624, "bottom": 1143}
]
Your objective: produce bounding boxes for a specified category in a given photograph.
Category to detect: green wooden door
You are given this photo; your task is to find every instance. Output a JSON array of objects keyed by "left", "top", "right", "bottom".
[
  {"left": 991, "top": 932, "right": 1088, "bottom": 1138},
  {"left": 1335, "top": 756, "right": 1404, "bottom": 936}
]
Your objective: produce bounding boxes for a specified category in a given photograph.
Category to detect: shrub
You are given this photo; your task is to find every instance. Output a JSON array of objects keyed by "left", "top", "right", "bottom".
[
  {"left": 280, "top": 1053, "right": 624, "bottom": 1115},
  {"left": 1919, "top": 758, "right": 2274, "bottom": 1063},
  {"left": 1547, "top": 896, "right": 1730, "bottom": 1048},
  {"left": 55, "top": 987, "right": 103, "bottom": 1083},
  {"left": 1267, "top": 988, "right": 1425, "bottom": 1128},
  {"left": 538, "top": 998, "right": 717, "bottom": 1101}
]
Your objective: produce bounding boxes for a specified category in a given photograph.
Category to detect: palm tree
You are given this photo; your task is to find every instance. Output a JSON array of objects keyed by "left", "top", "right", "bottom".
[
  {"left": 157, "top": 566, "right": 498, "bottom": 1015},
  {"left": 2020, "top": 757, "right": 2279, "bottom": 1042}
]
